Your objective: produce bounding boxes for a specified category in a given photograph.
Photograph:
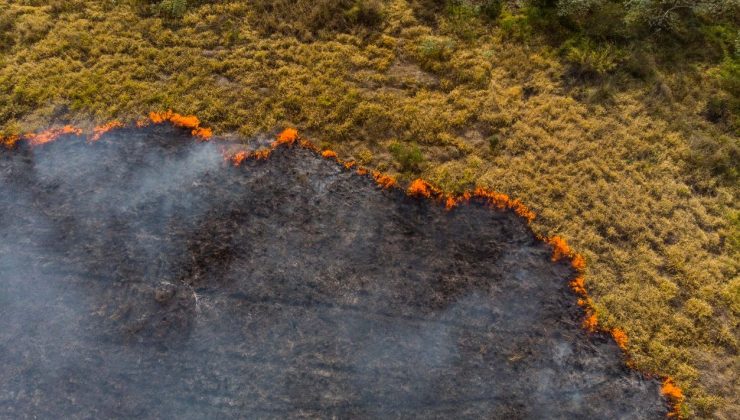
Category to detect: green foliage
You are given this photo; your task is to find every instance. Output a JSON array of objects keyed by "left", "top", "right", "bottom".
[
  {"left": 479, "top": 0, "right": 503, "bottom": 20},
  {"left": 0, "top": 11, "right": 15, "bottom": 51},
  {"left": 154, "top": 0, "right": 189, "bottom": 18},
  {"left": 417, "top": 36, "right": 456, "bottom": 62},
  {"left": 389, "top": 141, "right": 424, "bottom": 172},
  {"left": 488, "top": 134, "right": 499, "bottom": 152},
  {"left": 499, "top": 11, "right": 534, "bottom": 41},
  {"left": 727, "top": 210, "right": 740, "bottom": 253},
  {"left": 719, "top": 56, "right": 740, "bottom": 100},
  {"left": 410, "top": 1, "right": 501, "bottom": 35},
  {"left": 345, "top": 2, "right": 383, "bottom": 27},
  {"left": 554, "top": 0, "right": 738, "bottom": 36},
  {"left": 447, "top": 0, "right": 503, "bottom": 21},
  {"left": 562, "top": 38, "right": 623, "bottom": 77},
  {"left": 445, "top": 1, "right": 483, "bottom": 39}
]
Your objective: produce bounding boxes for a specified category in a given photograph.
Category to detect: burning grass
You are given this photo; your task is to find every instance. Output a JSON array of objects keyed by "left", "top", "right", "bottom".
[
  {"left": 1, "top": 2, "right": 734, "bottom": 413},
  {"left": 146, "top": 111, "right": 213, "bottom": 140},
  {"left": 0, "top": 122, "right": 671, "bottom": 418},
  {"left": 25, "top": 126, "right": 83, "bottom": 147},
  {"left": 16, "top": 118, "right": 682, "bottom": 415}
]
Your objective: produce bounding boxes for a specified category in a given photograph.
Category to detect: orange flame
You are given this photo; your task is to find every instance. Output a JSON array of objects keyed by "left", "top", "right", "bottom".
[
  {"left": 91, "top": 120, "right": 124, "bottom": 142},
  {"left": 230, "top": 151, "right": 247, "bottom": 166},
  {"left": 408, "top": 179, "right": 434, "bottom": 198},
  {"left": 469, "top": 187, "right": 536, "bottom": 222},
  {"left": 547, "top": 236, "right": 574, "bottom": 262},
  {"left": 148, "top": 110, "right": 212, "bottom": 140},
  {"left": 570, "top": 277, "right": 587, "bottom": 296},
  {"left": 583, "top": 313, "right": 598, "bottom": 332},
  {"left": 275, "top": 128, "right": 299, "bottom": 146},
  {"left": 192, "top": 127, "right": 213, "bottom": 140},
  {"left": 371, "top": 171, "right": 397, "bottom": 189},
  {"left": 25, "top": 125, "right": 83, "bottom": 147},
  {"left": 253, "top": 149, "right": 272, "bottom": 160},
  {"left": 661, "top": 378, "right": 685, "bottom": 417},
  {"left": 169, "top": 114, "right": 200, "bottom": 130},
  {"left": 299, "top": 139, "right": 318, "bottom": 151},
  {"left": 321, "top": 150, "right": 338, "bottom": 159},
  {"left": 3, "top": 123, "right": 677, "bottom": 415},
  {"left": 611, "top": 328, "right": 628, "bottom": 350},
  {"left": 11, "top": 112, "right": 214, "bottom": 150},
  {"left": 2, "top": 135, "right": 20, "bottom": 149},
  {"left": 571, "top": 253, "right": 586, "bottom": 272}
]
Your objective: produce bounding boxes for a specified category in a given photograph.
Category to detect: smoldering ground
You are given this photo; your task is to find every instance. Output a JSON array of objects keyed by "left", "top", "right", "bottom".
[{"left": 0, "top": 125, "right": 667, "bottom": 419}]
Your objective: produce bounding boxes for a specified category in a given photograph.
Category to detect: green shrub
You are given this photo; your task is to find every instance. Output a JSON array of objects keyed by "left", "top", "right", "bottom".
[
  {"left": 727, "top": 211, "right": 740, "bottom": 254},
  {"left": 418, "top": 36, "right": 456, "bottom": 62},
  {"left": 154, "top": 0, "right": 189, "bottom": 18},
  {"left": 345, "top": 0, "right": 384, "bottom": 27},
  {"left": 481, "top": 0, "right": 503, "bottom": 20},
  {"left": 410, "top": 1, "right": 501, "bottom": 34},
  {"left": 0, "top": 12, "right": 15, "bottom": 52},
  {"left": 487, "top": 134, "right": 499, "bottom": 152},
  {"left": 562, "top": 38, "right": 623, "bottom": 77},
  {"left": 499, "top": 11, "right": 533, "bottom": 41},
  {"left": 389, "top": 141, "right": 424, "bottom": 172}
]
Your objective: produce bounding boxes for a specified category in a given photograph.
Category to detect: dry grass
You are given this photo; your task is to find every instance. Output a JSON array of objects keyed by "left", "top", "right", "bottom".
[{"left": 0, "top": 1, "right": 737, "bottom": 417}]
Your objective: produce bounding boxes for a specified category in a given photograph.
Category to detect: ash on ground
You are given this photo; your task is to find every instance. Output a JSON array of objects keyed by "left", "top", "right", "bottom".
[{"left": 0, "top": 126, "right": 667, "bottom": 419}]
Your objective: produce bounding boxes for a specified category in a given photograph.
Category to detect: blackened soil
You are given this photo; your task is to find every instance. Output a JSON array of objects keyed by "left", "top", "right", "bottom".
[{"left": 0, "top": 126, "right": 667, "bottom": 419}]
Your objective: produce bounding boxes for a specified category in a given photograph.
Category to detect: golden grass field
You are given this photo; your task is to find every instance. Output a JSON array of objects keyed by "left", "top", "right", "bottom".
[{"left": 0, "top": 1, "right": 737, "bottom": 418}]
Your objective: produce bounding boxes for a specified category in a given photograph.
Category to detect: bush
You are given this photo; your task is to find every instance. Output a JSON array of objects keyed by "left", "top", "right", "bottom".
[
  {"left": 447, "top": 1, "right": 503, "bottom": 38},
  {"left": 499, "top": 11, "right": 533, "bottom": 41},
  {"left": 562, "top": 38, "right": 623, "bottom": 77},
  {"left": 154, "top": 0, "right": 189, "bottom": 18},
  {"left": 554, "top": 0, "right": 738, "bottom": 36},
  {"left": 389, "top": 141, "right": 424, "bottom": 172},
  {"left": 345, "top": 0, "right": 385, "bottom": 27},
  {"left": 418, "top": 36, "right": 456, "bottom": 62},
  {"left": 410, "top": 0, "right": 501, "bottom": 29},
  {"left": 480, "top": 0, "right": 503, "bottom": 20}
]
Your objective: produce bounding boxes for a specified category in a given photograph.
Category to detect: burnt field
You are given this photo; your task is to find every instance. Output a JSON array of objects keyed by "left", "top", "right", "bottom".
[{"left": 0, "top": 125, "right": 667, "bottom": 419}]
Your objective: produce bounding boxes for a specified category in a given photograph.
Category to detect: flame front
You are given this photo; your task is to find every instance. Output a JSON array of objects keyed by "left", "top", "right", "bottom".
[
  {"left": 661, "top": 378, "right": 685, "bottom": 417},
  {"left": 148, "top": 110, "right": 212, "bottom": 140},
  {"left": 91, "top": 120, "right": 124, "bottom": 142},
  {"left": 321, "top": 150, "right": 338, "bottom": 159},
  {"left": 408, "top": 179, "right": 435, "bottom": 198},
  {"left": 371, "top": 171, "right": 397, "bottom": 189},
  {"left": 274, "top": 128, "right": 299, "bottom": 146},
  {"left": 1, "top": 134, "right": 20, "bottom": 149},
  {"left": 25, "top": 125, "right": 83, "bottom": 147},
  {"left": 8, "top": 110, "right": 214, "bottom": 149},
  {"left": 3, "top": 121, "right": 684, "bottom": 417}
]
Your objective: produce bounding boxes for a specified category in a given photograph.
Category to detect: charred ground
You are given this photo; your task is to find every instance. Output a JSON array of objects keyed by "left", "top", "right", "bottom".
[{"left": 0, "top": 126, "right": 667, "bottom": 418}]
